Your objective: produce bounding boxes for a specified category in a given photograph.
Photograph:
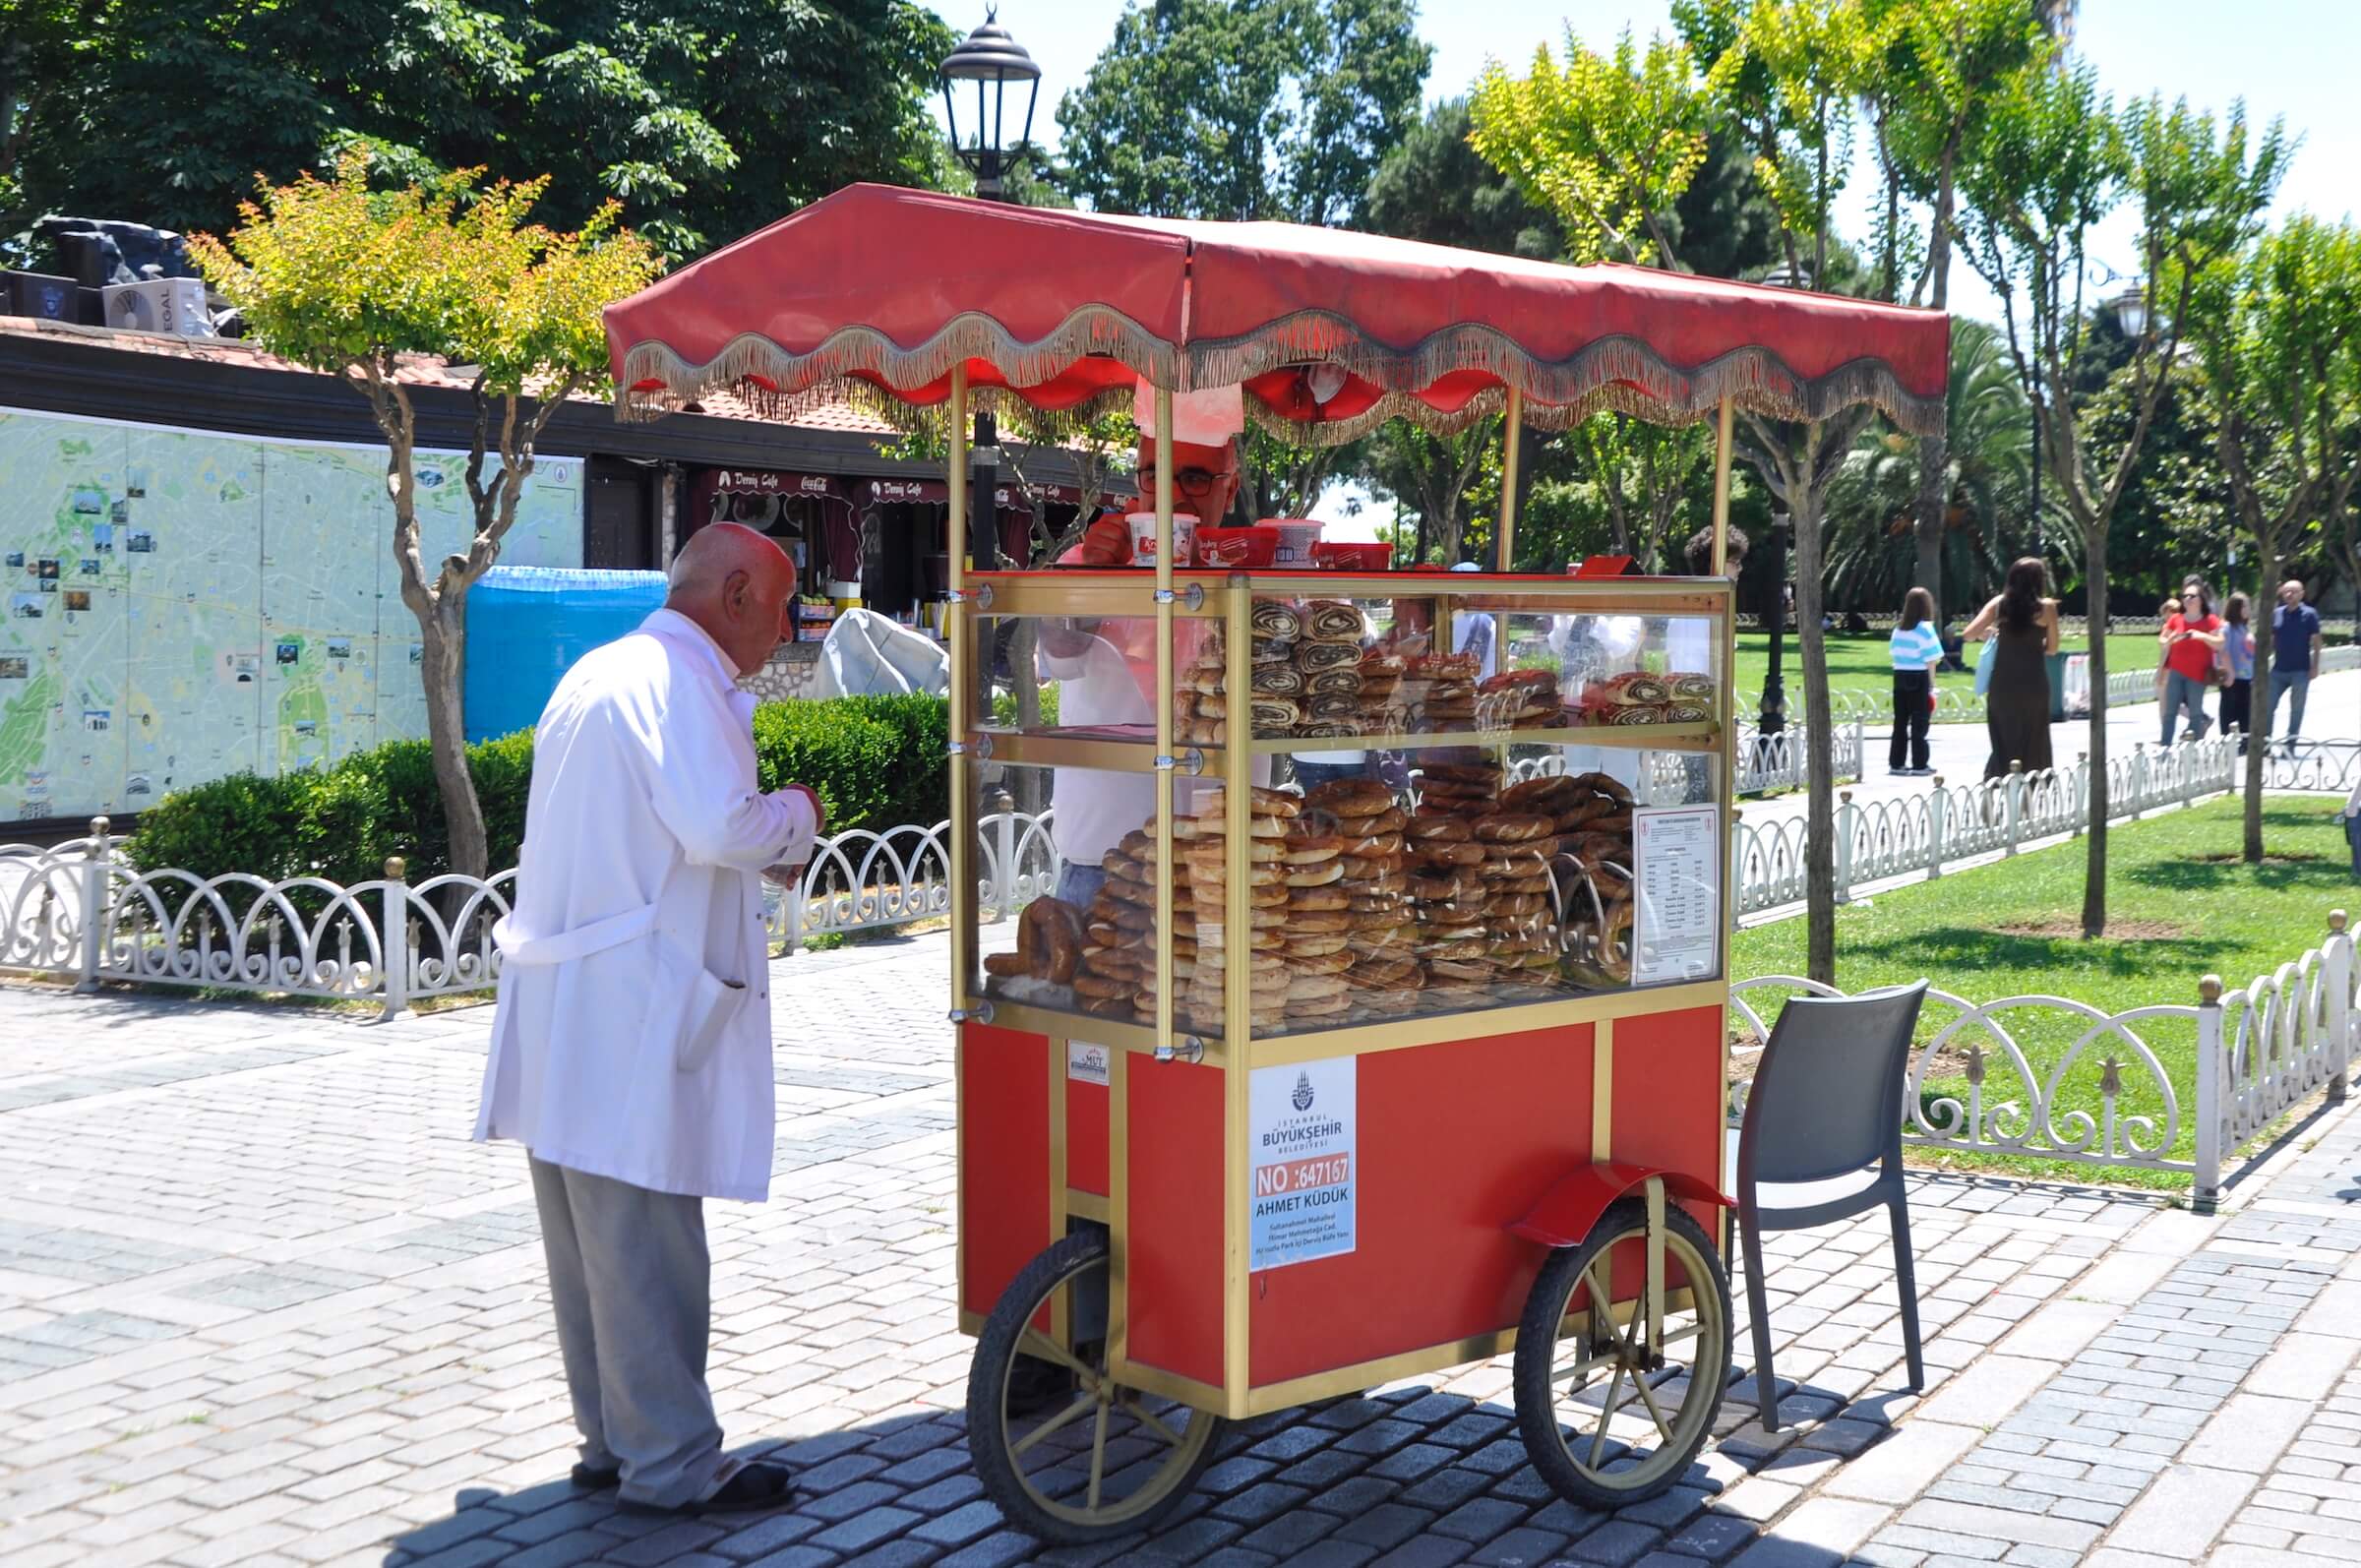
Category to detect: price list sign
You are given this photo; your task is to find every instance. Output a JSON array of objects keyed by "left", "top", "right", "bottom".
[{"left": 1631, "top": 805, "right": 1722, "bottom": 985}]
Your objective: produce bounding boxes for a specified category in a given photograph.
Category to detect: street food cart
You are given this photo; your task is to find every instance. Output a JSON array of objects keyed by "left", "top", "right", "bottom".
[{"left": 604, "top": 185, "right": 1949, "bottom": 1542}]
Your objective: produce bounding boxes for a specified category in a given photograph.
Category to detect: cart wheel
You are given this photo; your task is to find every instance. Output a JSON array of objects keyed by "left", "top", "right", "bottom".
[
  {"left": 1513, "top": 1196, "right": 1731, "bottom": 1509},
  {"left": 968, "top": 1232, "right": 1224, "bottom": 1543}
]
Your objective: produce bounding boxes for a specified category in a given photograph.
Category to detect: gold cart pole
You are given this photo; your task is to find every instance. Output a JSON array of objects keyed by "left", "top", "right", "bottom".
[
  {"left": 1709, "top": 392, "right": 1734, "bottom": 1247},
  {"left": 1222, "top": 578, "right": 1251, "bottom": 1411},
  {"left": 1495, "top": 389, "right": 1523, "bottom": 572},
  {"left": 1709, "top": 396, "right": 1733, "bottom": 576},
  {"left": 947, "top": 367, "right": 974, "bottom": 1009},
  {"left": 1152, "top": 390, "right": 1177, "bottom": 1058}
]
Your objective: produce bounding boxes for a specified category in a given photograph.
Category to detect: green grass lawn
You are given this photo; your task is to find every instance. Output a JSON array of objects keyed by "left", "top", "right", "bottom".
[
  {"left": 1730, "top": 631, "right": 2160, "bottom": 722},
  {"left": 1729, "top": 795, "right": 2352, "bottom": 1189}
]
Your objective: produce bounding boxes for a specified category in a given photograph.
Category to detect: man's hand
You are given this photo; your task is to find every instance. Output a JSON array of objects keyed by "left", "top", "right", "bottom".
[{"left": 762, "top": 863, "right": 806, "bottom": 888}]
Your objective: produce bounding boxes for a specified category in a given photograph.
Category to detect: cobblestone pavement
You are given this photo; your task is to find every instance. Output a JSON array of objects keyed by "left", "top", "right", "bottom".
[{"left": 1, "top": 933, "right": 2358, "bottom": 1568}]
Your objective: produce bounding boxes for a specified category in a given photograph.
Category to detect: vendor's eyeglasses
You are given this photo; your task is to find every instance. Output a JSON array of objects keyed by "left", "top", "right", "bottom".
[{"left": 1137, "top": 465, "right": 1233, "bottom": 498}]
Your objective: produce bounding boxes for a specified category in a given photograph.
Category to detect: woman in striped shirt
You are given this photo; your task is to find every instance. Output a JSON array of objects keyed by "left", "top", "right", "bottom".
[{"left": 1889, "top": 587, "right": 1942, "bottom": 774}]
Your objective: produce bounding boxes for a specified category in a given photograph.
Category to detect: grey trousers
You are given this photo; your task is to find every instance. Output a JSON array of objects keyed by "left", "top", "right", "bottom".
[{"left": 529, "top": 1156, "right": 729, "bottom": 1508}]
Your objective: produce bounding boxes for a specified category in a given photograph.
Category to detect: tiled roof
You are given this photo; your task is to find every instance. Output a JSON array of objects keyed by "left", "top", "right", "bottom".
[{"left": 0, "top": 315, "right": 897, "bottom": 434}]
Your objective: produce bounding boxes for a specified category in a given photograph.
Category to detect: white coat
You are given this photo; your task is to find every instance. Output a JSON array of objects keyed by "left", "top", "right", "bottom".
[{"left": 474, "top": 608, "right": 819, "bottom": 1202}]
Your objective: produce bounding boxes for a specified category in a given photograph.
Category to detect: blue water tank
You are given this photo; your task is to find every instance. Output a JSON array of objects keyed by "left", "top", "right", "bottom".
[{"left": 464, "top": 566, "right": 669, "bottom": 742}]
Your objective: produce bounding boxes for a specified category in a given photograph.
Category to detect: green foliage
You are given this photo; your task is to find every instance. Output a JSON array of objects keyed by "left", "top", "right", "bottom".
[
  {"left": 5, "top": 1, "right": 956, "bottom": 263},
  {"left": 1057, "top": 0, "right": 1430, "bottom": 225},
  {"left": 1362, "top": 99, "right": 1561, "bottom": 259},
  {"left": 1825, "top": 321, "right": 2030, "bottom": 610},
  {"left": 188, "top": 153, "right": 662, "bottom": 397},
  {"left": 130, "top": 697, "right": 951, "bottom": 882},
  {"left": 1470, "top": 27, "right": 1714, "bottom": 266}
]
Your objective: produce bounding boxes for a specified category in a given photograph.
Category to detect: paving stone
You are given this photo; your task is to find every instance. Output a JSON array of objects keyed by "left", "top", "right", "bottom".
[
  {"left": 810, "top": 1506, "right": 924, "bottom": 1553},
  {"left": 1466, "top": 1526, "right": 1573, "bottom": 1566},
  {"left": 1399, "top": 1467, "right": 1500, "bottom": 1513},
  {"left": 1432, "top": 1497, "right": 1531, "bottom": 1542},
  {"left": 934, "top": 1534, "right": 1037, "bottom": 1568},
  {"left": 712, "top": 1513, "right": 825, "bottom": 1560},
  {"left": 1209, "top": 1480, "right": 1310, "bottom": 1526},
  {"left": 1368, "top": 1536, "right": 1477, "bottom": 1568},
  {"left": 1339, "top": 1504, "right": 1442, "bottom": 1551},
  {"left": 908, "top": 1501, "right": 1004, "bottom": 1548},
  {"left": 1239, "top": 1506, "right": 1347, "bottom": 1557},
  {"left": 1564, "top": 1519, "right": 1664, "bottom": 1565}
]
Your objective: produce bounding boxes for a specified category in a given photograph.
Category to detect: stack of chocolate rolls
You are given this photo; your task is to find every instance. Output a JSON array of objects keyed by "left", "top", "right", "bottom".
[{"left": 1291, "top": 600, "right": 1366, "bottom": 740}]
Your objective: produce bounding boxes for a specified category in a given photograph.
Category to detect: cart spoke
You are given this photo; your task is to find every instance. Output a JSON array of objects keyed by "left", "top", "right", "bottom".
[
  {"left": 1085, "top": 1401, "right": 1112, "bottom": 1512},
  {"left": 1658, "top": 1318, "right": 1703, "bottom": 1351},
  {"left": 1124, "top": 1397, "right": 1185, "bottom": 1449},
  {"left": 1587, "top": 1365, "right": 1626, "bottom": 1470},
  {"left": 1019, "top": 1329, "right": 1097, "bottom": 1385},
  {"left": 1633, "top": 1369, "right": 1675, "bottom": 1442},
  {"left": 1009, "top": 1392, "right": 1096, "bottom": 1458},
  {"left": 1551, "top": 1346, "right": 1622, "bottom": 1387}
]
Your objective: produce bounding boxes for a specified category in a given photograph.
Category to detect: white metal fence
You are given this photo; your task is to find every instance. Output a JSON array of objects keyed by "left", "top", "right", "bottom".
[
  {"left": 1730, "top": 909, "right": 2356, "bottom": 1208},
  {"left": 1506, "top": 721, "right": 1866, "bottom": 800},
  {"left": 0, "top": 808, "right": 1062, "bottom": 1016},
  {"left": 1728, "top": 735, "right": 2361, "bottom": 917}
]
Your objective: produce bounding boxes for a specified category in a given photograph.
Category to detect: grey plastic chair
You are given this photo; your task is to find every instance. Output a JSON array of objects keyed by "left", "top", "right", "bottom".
[{"left": 1735, "top": 981, "right": 1930, "bottom": 1430}]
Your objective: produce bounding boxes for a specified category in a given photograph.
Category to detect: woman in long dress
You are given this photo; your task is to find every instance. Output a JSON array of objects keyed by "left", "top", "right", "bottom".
[{"left": 1963, "top": 557, "right": 2061, "bottom": 780}]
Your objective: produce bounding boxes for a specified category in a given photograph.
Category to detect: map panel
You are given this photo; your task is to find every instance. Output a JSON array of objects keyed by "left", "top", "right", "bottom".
[
  {"left": 2, "top": 405, "right": 583, "bottom": 822},
  {"left": 123, "top": 425, "right": 267, "bottom": 808},
  {"left": 0, "top": 412, "right": 131, "bottom": 819}
]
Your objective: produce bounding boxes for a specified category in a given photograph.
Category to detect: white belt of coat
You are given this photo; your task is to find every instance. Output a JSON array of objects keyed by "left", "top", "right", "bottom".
[
  {"left": 492, "top": 900, "right": 749, "bottom": 1074},
  {"left": 493, "top": 903, "right": 659, "bottom": 966}
]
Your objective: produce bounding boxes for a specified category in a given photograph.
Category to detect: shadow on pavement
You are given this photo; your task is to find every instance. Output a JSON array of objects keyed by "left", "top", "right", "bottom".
[{"left": 380, "top": 1371, "right": 1900, "bottom": 1568}]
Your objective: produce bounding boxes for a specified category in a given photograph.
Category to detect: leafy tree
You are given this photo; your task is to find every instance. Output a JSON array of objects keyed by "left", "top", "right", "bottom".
[
  {"left": 1862, "top": 0, "right": 2049, "bottom": 622},
  {"left": 2196, "top": 216, "right": 2361, "bottom": 860},
  {"left": 1966, "top": 70, "right": 2286, "bottom": 935},
  {"left": 1056, "top": 0, "right": 1429, "bottom": 225},
  {"left": 1826, "top": 319, "right": 2029, "bottom": 612},
  {"left": 1362, "top": 419, "right": 1501, "bottom": 566},
  {"left": 7, "top": 2, "right": 955, "bottom": 261},
  {"left": 191, "top": 155, "right": 662, "bottom": 878},
  {"left": 1364, "top": 98, "right": 1560, "bottom": 259}
]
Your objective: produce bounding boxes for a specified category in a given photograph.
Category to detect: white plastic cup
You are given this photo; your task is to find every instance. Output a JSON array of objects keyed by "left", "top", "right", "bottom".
[
  {"left": 1271, "top": 518, "right": 1323, "bottom": 567},
  {"left": 1125, "top": 512, "right": 1198, "bottom": 567}
]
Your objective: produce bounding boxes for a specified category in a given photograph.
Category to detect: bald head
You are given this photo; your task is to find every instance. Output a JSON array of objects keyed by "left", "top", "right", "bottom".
[{"left": 667, "top": 521, "right": 797, "bottom": 675}]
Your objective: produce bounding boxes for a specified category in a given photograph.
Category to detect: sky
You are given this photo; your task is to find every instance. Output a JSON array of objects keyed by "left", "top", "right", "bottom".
[{"left": 929, "top": 1, "right": 2361, "bottom": 534}]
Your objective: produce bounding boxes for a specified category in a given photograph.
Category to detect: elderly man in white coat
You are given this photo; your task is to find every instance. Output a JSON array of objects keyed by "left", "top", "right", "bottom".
[{"left": 475, "top": 521, "right": 821, "bottom": 1516}]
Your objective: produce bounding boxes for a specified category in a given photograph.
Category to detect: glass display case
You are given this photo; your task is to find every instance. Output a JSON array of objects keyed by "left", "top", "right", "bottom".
[{"left": 961, "top": 573, "right": 1731, "bottom": 1051}]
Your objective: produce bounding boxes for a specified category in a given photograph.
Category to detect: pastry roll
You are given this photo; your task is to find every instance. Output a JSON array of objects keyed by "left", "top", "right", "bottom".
[
  {"left": 1303, "top": 601, "right": 1365, "bottom": 641},
  {"left": 1250, "top": 601, "right": 1303, "bottom": 639}
]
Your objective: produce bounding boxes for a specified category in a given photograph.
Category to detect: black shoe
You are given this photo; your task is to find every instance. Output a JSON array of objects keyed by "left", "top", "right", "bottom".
[
  {"left": 572, "top": 1462, "right": 620, "bottom": 1489},
  {"left": 619, "top": 1460, "right": 797, "bottom": 1517}
]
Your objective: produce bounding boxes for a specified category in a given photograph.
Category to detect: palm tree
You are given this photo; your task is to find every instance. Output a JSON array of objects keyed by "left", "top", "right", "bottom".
[{"left": 1826, "top": 320, "right": 2034, "bottom": 617}]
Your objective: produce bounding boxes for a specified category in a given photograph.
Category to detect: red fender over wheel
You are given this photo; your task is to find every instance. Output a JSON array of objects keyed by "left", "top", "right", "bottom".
[{"left": 1507, "top": 1160, "right": 1733, "bottom": 1248}]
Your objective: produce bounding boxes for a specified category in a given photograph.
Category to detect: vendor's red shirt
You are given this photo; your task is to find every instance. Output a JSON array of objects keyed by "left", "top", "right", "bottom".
[{"left": 2163, "top": 613, "right": 2221, "bottom": 681}]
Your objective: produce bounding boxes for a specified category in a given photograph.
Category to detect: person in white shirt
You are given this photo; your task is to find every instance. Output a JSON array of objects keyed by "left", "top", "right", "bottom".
[
  {"left": 475, "top": 522, "right": 820, "bottom": 1517},
  {"left": 1448, "top": 560, "right": 1498, "bottom": 678},
  {"left": 1038, "top": 614, "right": 1156, "bottom": 904}
]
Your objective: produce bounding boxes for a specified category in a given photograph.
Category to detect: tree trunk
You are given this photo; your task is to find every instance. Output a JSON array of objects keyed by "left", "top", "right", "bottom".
[
  {"left": 417, "top": 606, "right": 489, "bottom": 879},
  {"left": 2245, "top": 536, "right": 2273, "bottom": 864},
  {"left": 2080, "top": 526, "right": 2109, "bottom": 938},
  {"left": 1793, "top": 431, "right": 1837, "bottom": 987},
  {"left": 1911, "top": 439, "right": 1947, "bottom": 623}
]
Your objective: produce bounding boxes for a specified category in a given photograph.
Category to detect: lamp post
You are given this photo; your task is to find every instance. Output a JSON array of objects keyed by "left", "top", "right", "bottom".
[
  {"left": 1760, "top": 512, "right": 1791, "bottom": 739},
  {"left": 938, "top": 9, "right": 1042, "bottom": 571}
]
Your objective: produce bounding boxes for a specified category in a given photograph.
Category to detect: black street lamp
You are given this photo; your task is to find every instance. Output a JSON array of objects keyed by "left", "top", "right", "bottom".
[
  {"left": 939, "top": 10, "right": 1042, "bottom": 571},
  {"left": 939, "top": 8, "right": 1042, "bottom": 203},
  {"left": 1760, "top": 511, "right": 1792, "bottom": 739}
]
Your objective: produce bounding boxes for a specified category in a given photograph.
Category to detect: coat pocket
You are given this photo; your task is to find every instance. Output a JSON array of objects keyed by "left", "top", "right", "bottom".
[{"left": 676, "top": 965, "right": 749, "bottom": 1074}]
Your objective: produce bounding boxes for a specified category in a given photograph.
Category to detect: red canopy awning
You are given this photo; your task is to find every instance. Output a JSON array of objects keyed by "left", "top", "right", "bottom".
[{"left": 607, "top": 184, "right": 1948, "bottom": 441}]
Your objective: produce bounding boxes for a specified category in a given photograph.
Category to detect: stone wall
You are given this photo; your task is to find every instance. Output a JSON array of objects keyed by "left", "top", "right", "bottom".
[{"left": 739, "top": 641, "right": 823, "bottom": 701}]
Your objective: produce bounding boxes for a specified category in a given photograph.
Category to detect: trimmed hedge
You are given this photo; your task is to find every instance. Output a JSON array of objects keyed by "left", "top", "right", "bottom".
[{"left": 128, "top": 694, "right": 950, "bottom": 883}]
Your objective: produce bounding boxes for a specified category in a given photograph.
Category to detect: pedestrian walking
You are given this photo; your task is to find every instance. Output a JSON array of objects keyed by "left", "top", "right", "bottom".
[
  {"left": 2220, "top": 592, "right": 2254, "bottom": 747},
  {"left": 1888, "top": 586, "right": 1940, "bottom": 775},
  {"left": 2153, "top": 598, "right": 2180, "bottom": 702},
  {"left": 2158, "top": 579, "right": 2223, "bottom": 745},
  {"left": 474, "top": 522, "right": 821, "bottom": 1516},
  {"left": 2266, "top": 578, "right": 2324, "bottom": 751},
  {"left": 1964, "top": 557, "right": 2059, "bottom": 780}
]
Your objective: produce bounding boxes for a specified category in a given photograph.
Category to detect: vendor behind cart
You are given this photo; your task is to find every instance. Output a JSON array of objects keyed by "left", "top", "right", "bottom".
[{"left": 1043, "top": 385, "right": 1246, "bottom": 902}]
